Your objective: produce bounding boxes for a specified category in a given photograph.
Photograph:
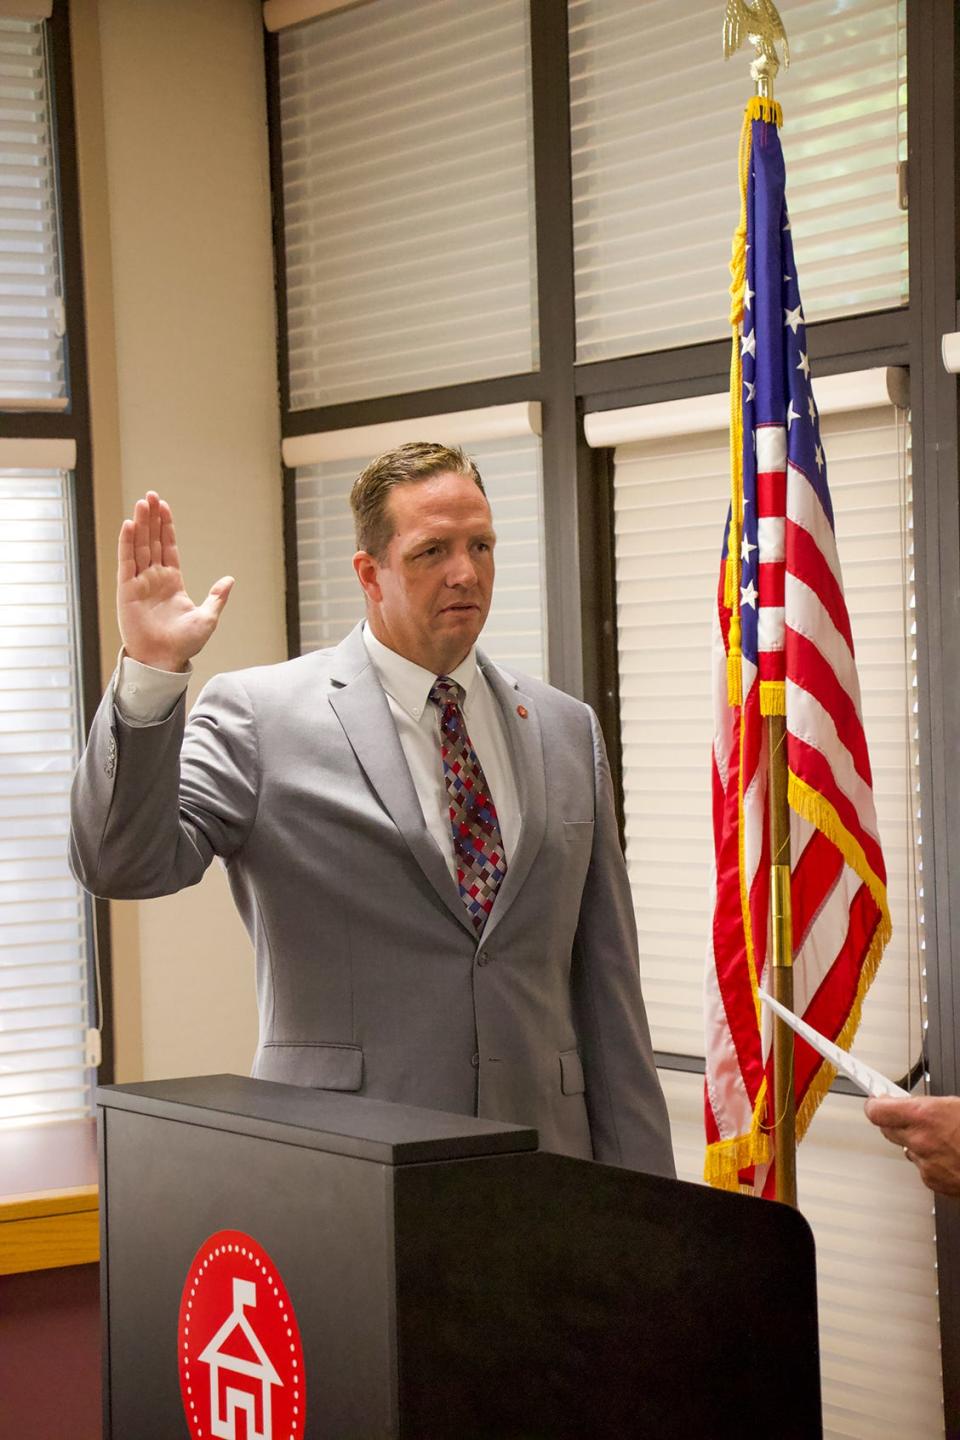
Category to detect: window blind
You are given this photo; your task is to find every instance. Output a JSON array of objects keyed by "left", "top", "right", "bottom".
[
  {"left": 613, "top": 402, "right": 921, "bottom": 1080},
  {"left": 295, "top": 433, "right": 548, "bottom": 679},
  {"left": 0, "top": 468, "right": 93, "bottom": 1127},
  {"left": 278, "top": 0, "right": 539, "bottom": 410},
  {"left": 661, "top": 1070, "right": 943, "bottom": 1440},
  {"left": 0, "top": 16, "right": 67, "bottom": 408},
  {"left": 569, "top": 0, "right": 908, "bottom": 362}
]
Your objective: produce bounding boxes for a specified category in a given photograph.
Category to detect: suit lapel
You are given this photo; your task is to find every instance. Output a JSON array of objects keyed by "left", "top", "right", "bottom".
[
  {"left": 328, "top": 627, "right": 474, "bottom": 937},
  {"left": 479, "top": 658, "right": 547, "bottom": 943}
]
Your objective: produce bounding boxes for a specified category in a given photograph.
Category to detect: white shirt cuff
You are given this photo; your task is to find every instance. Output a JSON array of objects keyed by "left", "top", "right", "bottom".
[{"left": 114, "top": 652, "right": 192, "bottom": 725}]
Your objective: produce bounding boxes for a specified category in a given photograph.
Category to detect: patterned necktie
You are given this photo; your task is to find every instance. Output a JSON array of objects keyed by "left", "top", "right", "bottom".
[{"left": 429, "top": 676, "right": 508, "bottom": 933}]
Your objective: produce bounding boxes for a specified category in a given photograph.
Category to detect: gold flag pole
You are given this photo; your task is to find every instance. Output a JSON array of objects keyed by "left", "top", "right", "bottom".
[{"left": 723, "top": 1, "right": 797, "bottom": 1207}]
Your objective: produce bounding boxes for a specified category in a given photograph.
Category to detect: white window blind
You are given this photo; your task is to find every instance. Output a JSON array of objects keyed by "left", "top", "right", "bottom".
[
  {"left": 569, "top": 0, "right": 908, "bottom": 362},
  {"left": 0, "top": 16, "right": 67, "bottom": 408},
  {"left": 613, "top": 401, "right": 921, "bottom": 1080},
  {"left": 661, "top": 1070, "right": 943, "bottom": 1440},
  {"left": 0, "top": 467, "right": 93, "bottom": 1127},
  {"left": 278, "top": 0, "right": 539, "bottom": 410},
  {"left": 295, "top": 433, "right": 548, "bottom": 679}
]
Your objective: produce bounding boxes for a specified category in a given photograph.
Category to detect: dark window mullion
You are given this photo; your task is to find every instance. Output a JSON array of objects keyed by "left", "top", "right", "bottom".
[
  {"left": 48, "top": 0, "right": 112, "bottom": 1088},
  {"left": 265, "top": 26, "right": 292, "bottom": 422},
  {"left": 280, "top": 371, "right": 545, "bottom": 439},
  {"left": 904, "top": 3, "right": 960, "bottom": 1433},
  {"left": 576, "top": 310, "right": 911, "bottom": 413},
  {"left": 0, "top": 410, "right": 82, "bottom": 441},
  {"left": 529, "top": 1, "right": 600, "bottom": 710}
]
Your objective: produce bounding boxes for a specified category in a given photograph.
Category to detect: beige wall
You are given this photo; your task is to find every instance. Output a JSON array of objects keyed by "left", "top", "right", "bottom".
[{"left": 71, "top": 0, "right": 285, "bottom": 1080}]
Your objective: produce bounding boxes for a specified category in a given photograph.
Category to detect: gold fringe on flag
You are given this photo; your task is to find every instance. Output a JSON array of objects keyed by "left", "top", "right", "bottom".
[{"left": 704, "top": 1080, "right": 772, "bottom": 1191}]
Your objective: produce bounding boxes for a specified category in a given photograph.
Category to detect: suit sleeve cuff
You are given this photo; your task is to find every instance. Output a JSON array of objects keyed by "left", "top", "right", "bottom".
[{"left": 114, "top": 651, "right": 192, "bottom": 725}]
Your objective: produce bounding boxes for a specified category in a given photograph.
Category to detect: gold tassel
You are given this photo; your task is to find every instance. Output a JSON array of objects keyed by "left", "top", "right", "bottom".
[
  {"left": 725, "top": 107, "right": 753, "bottom": 714},
  {"left": 759, "top": 680, "right": 786, "bottom": 715},
  {"left": 726, "top": 613, "right": 742, "bottom": 707}
]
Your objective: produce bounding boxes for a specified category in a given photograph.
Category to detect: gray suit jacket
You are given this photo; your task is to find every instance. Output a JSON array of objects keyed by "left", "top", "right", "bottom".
[{"left": 70, "top": 625, "right": 674, "bottom": 1177}]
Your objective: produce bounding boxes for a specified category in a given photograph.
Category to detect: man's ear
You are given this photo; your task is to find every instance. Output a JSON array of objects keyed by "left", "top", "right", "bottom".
[{"left": 353, "top": 550, "right": 382, "bottom": 603}]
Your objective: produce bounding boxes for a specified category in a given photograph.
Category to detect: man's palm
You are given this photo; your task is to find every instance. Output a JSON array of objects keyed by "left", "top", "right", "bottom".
[{"left": 118, "top": 492, "right": 233, "bottom": 672}]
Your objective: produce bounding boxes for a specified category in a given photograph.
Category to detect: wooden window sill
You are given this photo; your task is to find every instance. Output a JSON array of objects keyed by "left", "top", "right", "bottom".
[{"left": 0, "top": 1119, "right": 99, "bottom": 1276}]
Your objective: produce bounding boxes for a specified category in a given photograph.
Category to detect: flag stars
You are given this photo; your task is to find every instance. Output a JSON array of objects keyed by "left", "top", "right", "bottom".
[
  {"left": 815, "top": 443, "right": 824, "bottom": 473},
  {"left": 744, "top": 380, "right": 756, "bottom": 403},
  {"left": 741, "top": 329, "right": 756, "bottom": 358},
  {"left": 785, "top": 305, "right": 804, "bottom": 334},
  {"left": 741, "top": 535, "right": 757, "bottom": 562},
  {"left": 740, "top": 579, "right": 759, "bottom": 609},
  {"left": 787, "top": 399, "right": 800, "bottom": 429},
  {"left": 743, "top": 280, "right": 754, "bottom": 310},
  {"left": 797, "top": 350, "right": 810, "bottom": 378},
  {"left": 807, "top": 394, "right": 817, "bottom": 423}
]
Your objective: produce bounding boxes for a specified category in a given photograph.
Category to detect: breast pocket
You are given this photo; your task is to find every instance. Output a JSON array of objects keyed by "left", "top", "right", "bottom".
[{"left": 254, "top": 1041, "right": 363, "bottom": 1091}]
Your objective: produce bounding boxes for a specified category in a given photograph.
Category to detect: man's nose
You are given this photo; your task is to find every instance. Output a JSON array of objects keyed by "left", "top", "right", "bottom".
[{"left": 446, "top": 549, "right": 478, "bottom": 587}]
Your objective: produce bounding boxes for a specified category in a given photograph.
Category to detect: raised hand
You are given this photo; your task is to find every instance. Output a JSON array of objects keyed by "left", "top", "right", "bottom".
[{"left": 117, "top": 492, "right": 234, "bottom": 672}]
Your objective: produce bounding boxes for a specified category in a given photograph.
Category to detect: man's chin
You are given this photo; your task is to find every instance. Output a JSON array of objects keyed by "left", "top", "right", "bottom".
[{"left": 430, "top": 612, "right": 485, "bottom": 667}]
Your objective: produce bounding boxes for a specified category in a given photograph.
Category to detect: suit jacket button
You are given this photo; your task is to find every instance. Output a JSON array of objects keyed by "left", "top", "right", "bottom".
[
  {"left": 477, "top": 951, "right": 489, "bottom": 966},
  {"left": 471, "top": 1053, "right": 480, "bottom": 1068}
]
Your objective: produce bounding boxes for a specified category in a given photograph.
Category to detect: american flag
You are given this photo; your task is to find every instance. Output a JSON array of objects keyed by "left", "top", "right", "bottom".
[{"left": 704, "top": 103, "right": 892, "bottom": 1196}]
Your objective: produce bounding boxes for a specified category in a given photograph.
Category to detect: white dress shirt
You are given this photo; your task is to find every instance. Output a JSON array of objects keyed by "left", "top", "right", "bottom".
[
  {"left": 361, "top": 627, "right": 520, "bottom": 876},
  {"left": 114, "top": 625, "right": 520, "bottom": 882}
]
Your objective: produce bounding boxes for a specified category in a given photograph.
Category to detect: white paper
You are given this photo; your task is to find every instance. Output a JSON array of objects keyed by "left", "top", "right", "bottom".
[{"left": 759, "top": 989, "right": 909, "bottom": 1098}]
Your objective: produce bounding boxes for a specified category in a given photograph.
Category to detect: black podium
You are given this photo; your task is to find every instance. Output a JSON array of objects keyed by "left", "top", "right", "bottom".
[{"left": 97, "top": 1075, "right": 821, "bottom": 1438}]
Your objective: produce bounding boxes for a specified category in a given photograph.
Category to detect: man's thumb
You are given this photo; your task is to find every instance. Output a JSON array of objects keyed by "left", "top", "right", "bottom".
[{"left": 203, "top": 576, "right": 235, "bottom": 620}]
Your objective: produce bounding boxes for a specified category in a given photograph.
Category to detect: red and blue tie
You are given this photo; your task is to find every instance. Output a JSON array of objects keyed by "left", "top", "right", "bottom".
[{"left": 429, "top": 677, "right": 508, "bottom": 933}]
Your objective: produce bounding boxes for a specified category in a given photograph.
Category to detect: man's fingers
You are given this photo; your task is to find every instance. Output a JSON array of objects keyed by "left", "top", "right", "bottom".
[
  {"left": 148, "top": 491, "right": 162, "bottom": 567},
  {"left": 865, "top": 1097, "right": 916, "bottom": 1127},
  {"left": 159, "top": 499, "right": 181, "bottom": 571},
  {"left": 117, "top": 518, "right": 137, "bottom": 586},
  {"left": 133, "top": 497, "right": 152, "bottom": 575},
  {"left": 876, "top": 1123, "right": 912, "bottom": 1147}
]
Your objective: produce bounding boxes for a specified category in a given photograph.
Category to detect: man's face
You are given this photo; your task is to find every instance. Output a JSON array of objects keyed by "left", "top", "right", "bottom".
[{"left": 354, "top": 470, "right": 496, "bottom": 675}]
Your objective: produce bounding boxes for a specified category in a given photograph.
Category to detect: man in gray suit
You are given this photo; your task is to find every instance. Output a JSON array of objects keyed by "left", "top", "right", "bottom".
[{"left": 71, "top": 443, "right": 674, "bottom": 1177}]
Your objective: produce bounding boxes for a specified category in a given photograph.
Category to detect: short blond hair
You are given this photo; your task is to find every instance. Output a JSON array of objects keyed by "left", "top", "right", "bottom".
[{"left": 350, "top": 442, "right": 485, "bottom": 558}]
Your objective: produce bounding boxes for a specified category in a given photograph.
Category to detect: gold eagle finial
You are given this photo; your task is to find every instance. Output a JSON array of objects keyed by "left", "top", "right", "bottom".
[{"left": 723, "top": 0, "right": 790, "bottom": 97}]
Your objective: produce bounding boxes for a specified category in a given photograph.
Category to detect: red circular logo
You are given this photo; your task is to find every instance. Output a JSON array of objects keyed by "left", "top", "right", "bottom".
[{"left": 178, "top": 1229, "right": 305, "bottom": 1440}]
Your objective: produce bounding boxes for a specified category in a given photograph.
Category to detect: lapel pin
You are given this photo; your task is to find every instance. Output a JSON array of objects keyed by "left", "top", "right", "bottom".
[{"left": 516, "top": 704, "right": 528, "bottom": 719}]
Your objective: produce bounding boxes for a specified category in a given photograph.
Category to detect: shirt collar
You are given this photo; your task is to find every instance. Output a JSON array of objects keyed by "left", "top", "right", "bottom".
[{"left": 362, "top": 623, "right": 478, "bottom": 720}]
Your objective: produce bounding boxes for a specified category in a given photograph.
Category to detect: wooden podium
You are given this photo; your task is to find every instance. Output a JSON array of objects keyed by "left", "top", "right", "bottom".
[{"left": 98, "top": 1075, "right": 821, "bottom": 1438}]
